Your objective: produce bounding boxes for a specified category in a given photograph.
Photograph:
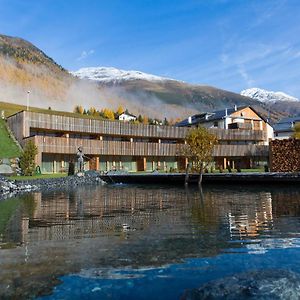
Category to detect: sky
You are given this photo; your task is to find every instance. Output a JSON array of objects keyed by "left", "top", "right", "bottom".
[{"left": 0, "top": 0, "right": 300, "bottom": 97}]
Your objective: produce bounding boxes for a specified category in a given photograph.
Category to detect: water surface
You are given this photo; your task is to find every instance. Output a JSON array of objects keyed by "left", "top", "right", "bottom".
[{"left": 1, "top": 184, "right": 300, "bottom": 299}]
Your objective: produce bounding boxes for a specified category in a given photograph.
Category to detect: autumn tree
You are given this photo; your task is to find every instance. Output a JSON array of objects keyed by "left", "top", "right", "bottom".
[
  {"left": 19, "top": 141, "right": 38, "bottom": 176},
  {"left": 74, "top": 105, "right": 84, "bottom": 114},
  {"left": 116, "top": 105, "right": 124, "bottom": 115},
  {"left": 143, "top": 116, "right": 149, "bottom": 125},
  {"left": 101, "top": 108, "right": 115, "bottom": 120},
  {"left": 185, "top": 127, "right": 218, "bottom": 185},
  {"left": 293, "top": 123, "right": 300, "bottom": 139},
  {"left": 89, "top": 107, "right": 97, "bottom": 116}
]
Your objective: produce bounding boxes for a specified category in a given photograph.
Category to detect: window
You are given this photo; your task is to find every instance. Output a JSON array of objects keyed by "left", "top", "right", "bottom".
[{"left": 213, "top": 121, "right": 218, "bottom": 127}]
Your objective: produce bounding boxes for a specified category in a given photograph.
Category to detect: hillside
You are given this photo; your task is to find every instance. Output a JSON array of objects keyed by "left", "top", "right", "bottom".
[
  {"left": 0, "top": 118, "right": 22, "bottom": 158},
  {"left": 0, "top": 34, "right": 288, "bottom": 122}
]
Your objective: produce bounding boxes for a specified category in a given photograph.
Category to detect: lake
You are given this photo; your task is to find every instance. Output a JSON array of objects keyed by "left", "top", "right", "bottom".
[{"left": 1, "top": 184, "right": 300, "bottom": 299}]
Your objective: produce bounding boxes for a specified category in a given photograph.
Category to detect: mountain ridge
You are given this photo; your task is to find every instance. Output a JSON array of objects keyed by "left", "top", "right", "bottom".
[
  {"left": 241, "top": 88, "right": 299, "bottom": 103},
  {"left": 0, "top": 33, "right": 290, "bottom": 122}
]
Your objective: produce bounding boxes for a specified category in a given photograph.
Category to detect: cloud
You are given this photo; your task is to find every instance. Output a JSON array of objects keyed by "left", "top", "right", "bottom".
[
  {"left": 76, "top": 49, "right": 95, "bottom": 61},
  {"left": 237, "top": 64, "right": 255, "bottom": 88},
  {"left": 294, "top": 51, "right": 300, "bottom": 58}
]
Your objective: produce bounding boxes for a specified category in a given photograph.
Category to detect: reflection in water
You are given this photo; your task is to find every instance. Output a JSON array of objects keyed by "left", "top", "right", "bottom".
[{"left": 0, "top": 185, "right": 300, "bottom": 298}]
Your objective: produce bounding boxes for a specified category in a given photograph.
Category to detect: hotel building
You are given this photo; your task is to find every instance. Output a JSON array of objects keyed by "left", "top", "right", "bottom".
[{"left": 7, "top": 106, "right": 272, "bottom": 173}]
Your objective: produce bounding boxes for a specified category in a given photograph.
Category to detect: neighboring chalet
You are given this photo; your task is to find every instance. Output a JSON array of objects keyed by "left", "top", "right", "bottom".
[
  {"left": 177, "top": 106, "right": 273, "bottom": 169},
  {"left": 118, "top": 111, "right": 137, "bottom": 122},
  {"left": 7, "top": 106, "right": 273, "bottom": 173},
  {"left": 273, "top": 116, "right": 300, "bottom": 139}
]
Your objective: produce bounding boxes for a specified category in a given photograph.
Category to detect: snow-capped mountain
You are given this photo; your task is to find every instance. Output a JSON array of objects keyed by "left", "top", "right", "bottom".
[
  {"left": 241, "top": 88, "right": 299, "bottom": 103},
  {"left": 71, "top": 67, "right": 173, "bottom": 83}
]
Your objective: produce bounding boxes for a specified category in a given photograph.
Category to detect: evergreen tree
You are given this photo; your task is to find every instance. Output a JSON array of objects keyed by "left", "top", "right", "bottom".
[
  {"left": 163, "top": 117, "right": 169, "bottom": 126},
  {"left": 20, "top": 141, "right": 38, "bottom": 176},
  {"left": 138, "top": 114, "right": 143, "bottom": 123}
]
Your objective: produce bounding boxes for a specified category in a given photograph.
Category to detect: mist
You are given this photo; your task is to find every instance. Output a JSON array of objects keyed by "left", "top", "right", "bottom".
[{"left": 0, "top": 56, "right": 196, "bottom": 120}]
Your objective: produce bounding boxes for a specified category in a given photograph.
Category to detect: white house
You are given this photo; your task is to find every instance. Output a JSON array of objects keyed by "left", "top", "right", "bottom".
[
  {"left": 118, "top": 111, "right": 137, "bottom": 122},
  {"left": 273, "top": 116, "right": 300, "bottom": 139}
]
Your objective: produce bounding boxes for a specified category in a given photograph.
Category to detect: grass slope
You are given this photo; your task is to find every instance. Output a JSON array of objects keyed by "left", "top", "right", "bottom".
[
  {"left": 0, "top": 101, "right": 107, "bottom": 120},
  {"left": 0, "top": 118, "right": 21, "bottom": 158}
]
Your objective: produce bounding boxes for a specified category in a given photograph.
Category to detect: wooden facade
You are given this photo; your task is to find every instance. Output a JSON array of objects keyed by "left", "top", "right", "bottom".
[{"left": 7, "top": 111, "right": 270, "bottom": 173}]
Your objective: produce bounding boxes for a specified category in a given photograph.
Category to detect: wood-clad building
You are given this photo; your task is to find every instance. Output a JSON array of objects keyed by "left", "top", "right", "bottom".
[
  {"left": 7, "top": 108, "right": 270, "bottom": 173},
  {"left": 177, "top": 106, "right": 273, "bottom": 169}
]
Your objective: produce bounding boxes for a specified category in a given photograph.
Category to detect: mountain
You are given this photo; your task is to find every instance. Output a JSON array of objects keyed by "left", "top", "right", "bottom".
[
  {"left": 71, "top": 67, "right": 172, "bottom": 83},
  {"left": 241, "top": 88, "right": 300, "bottom": 117},
  {"left": 73, "top": 67, "right": 287, "bottom": 122},
  {"left": 0, "top": 34, "right": 74, "bottom": 110},
  {"left": 0, "top": 33, "right": 287, "bottom": 121},
  {"left": 241, "top": 88, "right": 299, "bottom": 103}
]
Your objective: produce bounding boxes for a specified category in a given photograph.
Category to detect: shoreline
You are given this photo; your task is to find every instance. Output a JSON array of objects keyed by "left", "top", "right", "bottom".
[
  {"left": 100, "top": 172, "right": 300, "bottom": 185},
  {"left": 1, "top": 171, "right": 300, "bottom": 200},
  {"left": 0, "top": 171, "right": 105, "bottom": 200}
]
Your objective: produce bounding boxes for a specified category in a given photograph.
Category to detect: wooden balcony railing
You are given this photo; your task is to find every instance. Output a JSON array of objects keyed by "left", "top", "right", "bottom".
[
  {"left": 26, "top": 136, "right": 269, "bottom": 158},
  {"left": 25, "top": 111, "right": 188, "bottom": 139},
  {"left": 213, "top": 145, "right": 269, "bottom": 157},
  {"left": 13, "top": 111, "right": 267, "bottom": 141},
  {"left": 208, "top": 128, "right": 266, "bottom": 141}
]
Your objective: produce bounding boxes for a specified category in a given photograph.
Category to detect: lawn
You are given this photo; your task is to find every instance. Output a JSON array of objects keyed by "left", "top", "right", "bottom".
[
  {"left": 0, "top": 118, "right": 22, "bottom": 158},
  {"left": 10, "top": 173, "right": 67, "bottom": 181}
]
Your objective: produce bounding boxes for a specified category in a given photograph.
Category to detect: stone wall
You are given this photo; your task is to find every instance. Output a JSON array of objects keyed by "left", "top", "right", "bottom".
[{"left": 269, "top": 139, "right": 300, "bottom": 172}]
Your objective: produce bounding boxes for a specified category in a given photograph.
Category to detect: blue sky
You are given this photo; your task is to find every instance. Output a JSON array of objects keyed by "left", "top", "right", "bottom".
[{"left": 0, "top": 0, "right": 300, "bottom": 97}]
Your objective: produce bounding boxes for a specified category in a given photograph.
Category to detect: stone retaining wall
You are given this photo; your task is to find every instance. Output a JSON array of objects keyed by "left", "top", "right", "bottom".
[{"left": 269, "top": 139, "right": 300, "bottom": 172}]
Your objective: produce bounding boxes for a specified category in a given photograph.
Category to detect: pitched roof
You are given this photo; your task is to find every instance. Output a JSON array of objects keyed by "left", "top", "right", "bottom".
[
  {"left": 119, "top": 111, "right": 137, "bottom": 118},
  {"left": 176, "top": 106, "right": 262, "bottom": 127},
  {"left": 274, "top": 116, "right": 300, "bottom": 132}
]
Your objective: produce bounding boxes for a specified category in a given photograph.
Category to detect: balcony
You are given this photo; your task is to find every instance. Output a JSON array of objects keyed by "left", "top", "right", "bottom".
[{"left": 26, "top": 136, "right": 269, "bottom": 158}]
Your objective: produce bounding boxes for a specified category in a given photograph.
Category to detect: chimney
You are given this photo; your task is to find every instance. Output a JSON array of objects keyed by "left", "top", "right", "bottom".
[
  {"left": 234, "top": 105, "right": 237, "bottom": 111},
  {"left": 225, "top": 108, "right": 228, "bottom": 116},
  {"left": 188, "top": 116, "right": 192, "bottom": 124}
]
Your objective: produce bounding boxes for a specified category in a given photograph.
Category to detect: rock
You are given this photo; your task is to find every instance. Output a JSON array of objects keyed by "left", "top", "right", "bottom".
[
  {"left": 0, "top": 171, "right": 105, "bottom": 199},
  {"left": 0, "top": 164, "right": 14, "bottom": 175},
  {"left": 181, "top": 269, "right": 300, "bottom": 300}
]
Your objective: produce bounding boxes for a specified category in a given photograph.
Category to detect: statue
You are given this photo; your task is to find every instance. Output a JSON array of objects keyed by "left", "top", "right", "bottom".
[{"left": 77, "top": 147, "right": 87, "bottom": 172}]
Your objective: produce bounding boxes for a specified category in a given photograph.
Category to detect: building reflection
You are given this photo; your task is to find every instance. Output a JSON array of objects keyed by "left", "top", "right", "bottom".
[{"left": 3, "top": 186, "right": 300, "bottom": 249}]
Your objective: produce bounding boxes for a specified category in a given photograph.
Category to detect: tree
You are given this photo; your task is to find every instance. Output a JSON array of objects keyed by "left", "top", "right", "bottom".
[
  {"left": 20, "top": 141, "right": 38, "bottom": 176},
  {"left": 74, "top": 105, "right": 84, "bottom": 114},
  {"left": 163, "top": 117, "right": 169, "bottom": 126},
  {"left": 116, "top": 105, "right": 124, "bottom": 115},
  {"left": 101, "top": 108, "right": 115, "bottom": 120},
  {"left": 185, "top": 127, "right": 218, "bottom": 185},
  {"left": 89, "top": 107, "right": 97, "bottom": 116},
  {"left": 143, "top": 115, "right": 149, "bottom": 125},
  {"left": 293, "top": 123, "right": 300, "bottom": 139},
  {"left": 137, "top": 114, "right": 143, "bottom": 123}
]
